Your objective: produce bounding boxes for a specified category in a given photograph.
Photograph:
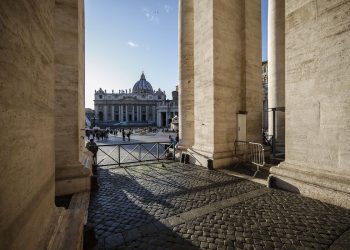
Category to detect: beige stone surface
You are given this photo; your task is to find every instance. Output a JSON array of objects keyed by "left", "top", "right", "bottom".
[
  {"left": 268, "top": 0, "right": 285, "bottom": 142},
  {"left": 54, "top": 0, "right": 89, "bottom": 195},
  {"left": 178, "top": 0, "right": 194, "bottom": 149},
  {"left": 190, "top": 0, "right": 262, "bottom": 168},
  {"left": 270, "top": 0, "right": 350, "bottom": 207},
  {"left": 0, "top": 0, "right": 56, "bottom": 249}
]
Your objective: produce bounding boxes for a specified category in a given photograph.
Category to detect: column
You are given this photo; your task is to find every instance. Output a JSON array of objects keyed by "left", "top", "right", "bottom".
[
  {"left": 188, "top": 0, "right": 261, "bottom": 169},
  {"left": 125, "top": 104, "right": 128, "bottom": 122},
  {"left": 138, "top": 105, "right": 141, "bottom": 121},
  {"left": 165, "top": 112, "right": 169, "bottom": 127},
  {"left": 1, "top": 1, "right": 56, "bottom": 248},
  {"left": 111, "top": 105, "right": 115, "bottom": 121},
  {"left": 269, "top": 1, "right": 350, "bottom": 208},
  {"left": 132, "top": 105, "right": 135, "bottom": 121},
  {"left": 268, "top": 0, "right": 285, "bottom": 142},
  {"left": 54, "top": 0, "right": 91, "bottom": 195},
  {"left": 153, "top": 106, "right": 156, "bottom": 123},
  {"left": 146, "top": 106, "right": 149, "bottom": 122},
  {"left": 103, "top": 105, "right": 108, "bottom": 122},
  {"left": 121, "top": 105, "right": 124, "bottom": 121},
  {"left": 118, "top": 105, "right": 120, "bottom": 122},
  {"left": 179, "top": 0, "right": 194, "bottom": 149}
]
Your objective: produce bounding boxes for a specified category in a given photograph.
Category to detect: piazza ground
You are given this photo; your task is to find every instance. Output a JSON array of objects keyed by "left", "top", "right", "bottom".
[{"left": 88, "top": 162, "right": 350, "bottom": 250}]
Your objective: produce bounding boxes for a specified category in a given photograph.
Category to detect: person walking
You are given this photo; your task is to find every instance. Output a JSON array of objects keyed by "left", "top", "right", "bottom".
[
  {"left": 122, "top": 129, "right": 125, "bottom": 141},
  {"left": 86, "top": 139, "right": 98, "bottom": 165},
  {"left": 127, "top": 130, "right": 131, "bottom": 142}
]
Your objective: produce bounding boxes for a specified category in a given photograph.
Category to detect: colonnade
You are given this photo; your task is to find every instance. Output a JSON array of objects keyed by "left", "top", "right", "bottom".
[
  {"left": 100, "top": 104, "right": 157, "bottom": 123},
  {"left": 179, "top": 0, "right": 350, "bottom": 208}
]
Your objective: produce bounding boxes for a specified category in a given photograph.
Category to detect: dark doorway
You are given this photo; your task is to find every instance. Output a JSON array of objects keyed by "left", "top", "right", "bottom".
[{"left": 161, "top": 112, "right": 166, "bottom": 127}]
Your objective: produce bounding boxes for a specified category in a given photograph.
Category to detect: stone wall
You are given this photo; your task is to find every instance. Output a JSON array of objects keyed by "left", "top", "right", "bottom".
[
  {"left": 0, "top": 0, "right": 56, "bottom": 249},
  {"left": 270, "top": 0, "right": 350, "bottom": 208}
]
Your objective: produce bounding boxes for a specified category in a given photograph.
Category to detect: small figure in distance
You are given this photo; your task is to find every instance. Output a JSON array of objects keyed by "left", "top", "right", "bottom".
[{"left": 127, "top": 130, "right": 131, "bottom": 142}]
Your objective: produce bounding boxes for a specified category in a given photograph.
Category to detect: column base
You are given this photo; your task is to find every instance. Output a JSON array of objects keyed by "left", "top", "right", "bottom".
[
  {"left": 187, "top": 147, "right": 234, "bottom": 169},
  {"left": 55, "top": 151, "right": 93, "bottom": 196},
  {"left": 268, "top": 162, "right": 350, "bottom": 209}
]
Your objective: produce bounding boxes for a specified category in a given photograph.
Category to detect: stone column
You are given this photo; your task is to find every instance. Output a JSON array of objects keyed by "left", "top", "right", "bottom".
[
  {"left": 121, "top": 105, "right": 124, "bottom": 121},
  {"left": 165, "top": 112, "right": 169, "bottom": 127},
  {"left": 132, "top": 105, "right": 135, "bottom": 121},
  {"left": 178, "top": 0, "right": 194, "bottom": 149},
  {"left": 146, "top": 105, "right": 149, "bottom": 121},
  {"left": 153, "top": 106, "right": 156, "bottom": 123},
  {"left": 0, "top": 1, "right": 56, "bottom": 248},
  {"left": 125, "top": 104, "right": 128, "bottom": 122},
  {"left": 268, "top": 0, "right": 285, "bottom": 142},
  {"left": 103, "top": 105, "right": 108, "bottom": 122},
  {"left": 139, "top": 105, "right": 142, "bottom": 121},
  {"left": 269, "top": 0, "right": 350, "bottom": 209},
  {"left": 54, "top": 0, "right": 91, "bottom": 196},
  {"left": 111, "top": 105, "right": 115, "bottom": 121},
  {"left": 188, "top": 0, "right": 261, "bottom": 169}
]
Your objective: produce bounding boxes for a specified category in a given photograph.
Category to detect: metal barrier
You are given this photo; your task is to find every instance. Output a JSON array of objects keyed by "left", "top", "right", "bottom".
[
  {"left": 96, "top": 142, "right": 175, "bottom": 167},
  {"left": 234, "top": 140, "right": 265, "bottom": 177}
]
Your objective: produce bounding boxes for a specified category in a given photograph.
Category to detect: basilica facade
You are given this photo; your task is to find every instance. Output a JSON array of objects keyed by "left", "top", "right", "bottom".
[{"left": 94, "top": 72, "right": 178, "bottom": 127}]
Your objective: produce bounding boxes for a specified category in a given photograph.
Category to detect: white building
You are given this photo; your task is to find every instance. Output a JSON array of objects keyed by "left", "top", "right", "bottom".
[{"left": 94, "top": 72, "right": 178, "bottom": 127}]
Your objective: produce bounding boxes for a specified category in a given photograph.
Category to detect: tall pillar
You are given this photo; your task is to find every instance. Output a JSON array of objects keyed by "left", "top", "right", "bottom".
[
  {"left": 188, "top": 0, "right": 261, "bottom": 169},
  {"left": 268, "top": 0, "right": 285, "bottom": 142},
  {"left": 179, "top": 0, "right": 194, "bottom": 149},
  {"left": 132, "top": 105, "right": 135, "bottom": 121},
  {"left": 125, "top": 104, "right": 128, "bottom": 122},
  {"left": 103, "top": 105, "right": 108, "bottom": 122},
  {"left": 54, "top": 0, "right": 91, "bottom": 195},
  {"left": 0, "top": 1, "right": 56, "bottom": 248},
  {"left": 165, "top": 112, "right": 169, "bottom": 127},
  {"left": 269, "top": 0, "right": 350, "bottom": 209},
  {"left": 111, "top": 105, "right": 115, "bottom": 121},
  {"left": 153, "top": 106, "right": 156, "bottom": 123},
  {"left": 121, "top": 105, "right": 124, "bottom": 121},
  {"left": 146, "top": 105, "right": 149, "bottom": 122}
]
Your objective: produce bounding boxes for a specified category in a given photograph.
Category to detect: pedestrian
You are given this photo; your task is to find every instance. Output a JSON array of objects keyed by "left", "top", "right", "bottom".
[
  {"left": 169, "top": 135, "right": 175, "bottom": 147},
  {"left": 127, "top": 130, "right": 131, "bottom": 141},
  {"left": 122, "top": 129, "right": 125, "bottom": 141},
  {"left": 96, "top": 131, "right": 100, "bottom": 141},
  {"left": 175, "top": 133, "right": 179, "bottom": 144},
  {"left": 86, "top": 139, "right": 98, "bottom": 165}
]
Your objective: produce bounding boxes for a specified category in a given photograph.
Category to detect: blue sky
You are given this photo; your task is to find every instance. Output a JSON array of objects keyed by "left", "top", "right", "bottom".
[{"left": 85, "top": 0, "right": 268, "bottom": 109}]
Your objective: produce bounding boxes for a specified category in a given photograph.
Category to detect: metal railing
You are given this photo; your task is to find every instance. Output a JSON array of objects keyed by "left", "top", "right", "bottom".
[
  {"left": 96, "top": 142, "right": 176, "bottom": 167},
  {"left": 234, "top": 140, "right": 265, "bottom": 177}
]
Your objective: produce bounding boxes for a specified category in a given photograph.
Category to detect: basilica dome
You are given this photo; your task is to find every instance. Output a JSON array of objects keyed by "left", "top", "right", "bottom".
[{"left": 132, "top": 72, "right": 153, "bottom": 94}]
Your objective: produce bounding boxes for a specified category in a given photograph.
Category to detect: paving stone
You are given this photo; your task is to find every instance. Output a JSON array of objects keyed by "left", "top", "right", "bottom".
[
  {"left": 88, "top": 162, "right": 350, "bottom": 249},
  {"left": 104, "top": 233, "right": 124, "bottom": 250}
]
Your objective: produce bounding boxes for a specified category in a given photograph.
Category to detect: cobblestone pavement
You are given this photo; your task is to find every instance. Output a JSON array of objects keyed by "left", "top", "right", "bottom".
[{"left": 88, "top": 162, "right": 350, "bottom": 249}]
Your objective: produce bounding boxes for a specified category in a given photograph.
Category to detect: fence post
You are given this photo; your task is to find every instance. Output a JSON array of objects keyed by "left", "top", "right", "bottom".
[
  {"left": 139, "top": 144, "right": 142, "bottom": 162},
  {"left": 173, "top": 143, "right": 176, "bottom": 161},
  {"left": 157, "top": 143, "right": 159, "bottom": 161},
  {"left": 118, "top": 145, "right": 120, "bottom": 166}
]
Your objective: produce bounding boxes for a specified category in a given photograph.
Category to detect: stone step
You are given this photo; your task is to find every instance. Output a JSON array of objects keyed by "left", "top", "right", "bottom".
[{"left": 45, "top": 191, "right": 91, "bottom": 250}]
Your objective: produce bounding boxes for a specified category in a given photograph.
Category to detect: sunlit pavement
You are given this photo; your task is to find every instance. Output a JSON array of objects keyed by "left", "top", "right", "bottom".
[{"left": 88, "top": 162, "right": 350, "bottom": 250}]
